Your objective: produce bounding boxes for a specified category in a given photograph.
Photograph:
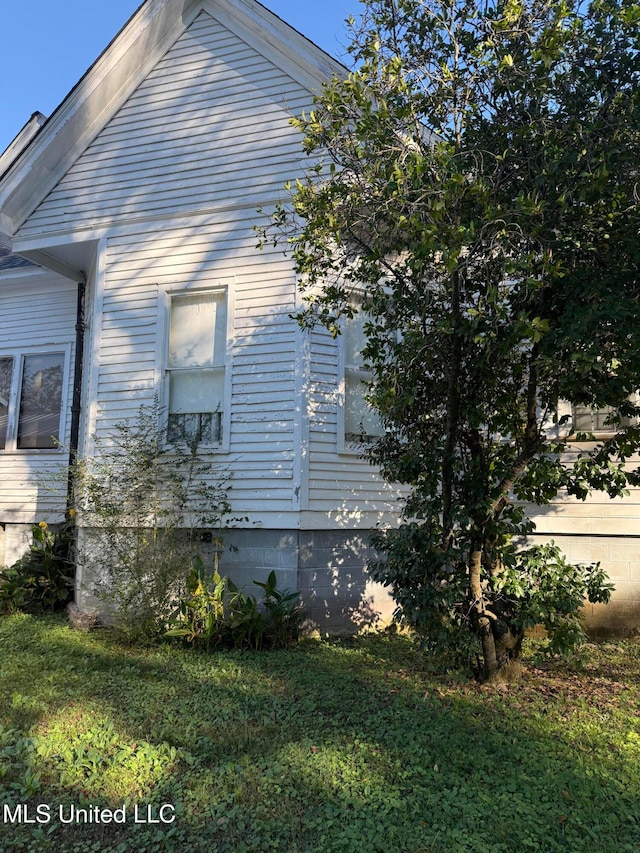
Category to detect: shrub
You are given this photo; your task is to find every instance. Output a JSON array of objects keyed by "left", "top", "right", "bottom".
[
  {"left": 73, "top": 402, "right": 239, "bottom": 642},
  {"left": 0, "top": 519, "right": 74, "bottom": 614}
]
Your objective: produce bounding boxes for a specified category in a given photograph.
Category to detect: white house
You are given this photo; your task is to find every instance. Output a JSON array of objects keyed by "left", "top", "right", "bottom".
[{"left": 0, "top": 0, "right": 638, "bottom": 633}]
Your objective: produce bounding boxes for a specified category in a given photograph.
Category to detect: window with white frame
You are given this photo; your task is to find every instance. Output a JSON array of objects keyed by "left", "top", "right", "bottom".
[
  {"left": 343, "top": 307, "right": 384, "bottom": 446},
  {"left": 0, "top": 351, "right": 66, "bottom": 451},
  {"left": 572, "top": 398, "right": 637, "bottom": 435},
  {"left": 166, "top": 289, "right": 227, "bottom": 445}
]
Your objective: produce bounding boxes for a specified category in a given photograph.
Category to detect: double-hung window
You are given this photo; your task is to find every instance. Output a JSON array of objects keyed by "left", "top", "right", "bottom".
[
  {"left": 342, "top": 306, "right": 384, "bottom": 447},
  {"left": 166, "top": 289, "right": 227, "bottom": 445},
  {"left": 0, "top": 351, "right": 66, "bottom": 451}
]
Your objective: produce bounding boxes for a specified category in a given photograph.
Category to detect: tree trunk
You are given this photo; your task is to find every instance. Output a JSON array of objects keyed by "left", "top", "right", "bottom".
[
  {"left": 469, "top": 547, "right": 498, "bottom": 680},
  {"left": 442, "top": 269, "right": 462, "bottom": 549}
]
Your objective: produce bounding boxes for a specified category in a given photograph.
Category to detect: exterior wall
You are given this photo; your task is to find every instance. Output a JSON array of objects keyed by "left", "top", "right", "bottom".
[
  {"left": 304, "top": 324, "right": 406, "bottom": 525},
  {"left": 88, "top": 217, "right": 301, "bottom": 523},
  {"left": 1, "top": 524, "right": 33, "bottom": 568},
  {"left": 17, "top": 10, "right": 312, "bottom": 238},
  {"left": 298, "top": 530, "right": 395, "bottom": 633},
  {"left": 207, "top": 529, "right": 396, "bottom": 635},
  {"left": 525, "top": 533, "right": 640, "bottom": 635},
  {"left": 0, "top": 268, "right": 77, "bottom": 526},
  {"left": 525, "top": 443, "right": 640, "bottom": 633},
  {"left": 15, "top": 3, "right": 401, "bottom": 531},
  {"left": 76, "top": 525, "right": 394, "bottom": 634}
]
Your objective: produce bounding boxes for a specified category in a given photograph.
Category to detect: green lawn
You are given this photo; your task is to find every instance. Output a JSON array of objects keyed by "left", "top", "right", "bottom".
[{"left": 0, "top": 615, "right": 638, "bottom": 853}]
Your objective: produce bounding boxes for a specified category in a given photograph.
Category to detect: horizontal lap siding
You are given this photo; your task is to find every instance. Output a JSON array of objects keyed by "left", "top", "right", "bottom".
[
  {"left": 97, "top": 219, "right": 298, "bottom": 518},
  {"left": 19, "top": 10, "right": 311, "bottom": 236},
  {"left": 17, "top": 8, "right": 315, "bottom": 522},
  {"left": 526, "top": 487, "right": 640, "bottom": 537},
  {"left": 0, "top": 273, "right": 77, "bottom": 522},
  {"left": 306, "top": 327, "right": 404, "bottom": 518}
]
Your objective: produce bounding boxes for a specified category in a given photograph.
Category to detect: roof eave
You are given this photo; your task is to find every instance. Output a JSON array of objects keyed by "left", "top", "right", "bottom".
[
  {"left": 0, "top": 0, "right": 347, "bottom": 238},
  {"left": 0, "top": 0, "right": 200, "bottom": 235}
]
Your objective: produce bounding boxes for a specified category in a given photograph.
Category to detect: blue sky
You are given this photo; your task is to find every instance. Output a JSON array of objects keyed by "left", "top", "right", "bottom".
[{"left": 1, "top": 0, "right": 360, "bottom": 155}]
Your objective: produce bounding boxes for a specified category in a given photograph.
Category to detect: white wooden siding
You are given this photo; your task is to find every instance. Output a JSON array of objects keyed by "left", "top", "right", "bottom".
[
  {"left": 0, "top": 271, "right": 77, "bottom": 523},
  {"left": 18, "top": 10, "right": 311, "bottom": 237},
  {"left": 305, "top": 325, "right": 405, "bottom": 521},
  {"left": 90, "top": 215, "right": 298, "bottom": 520}
]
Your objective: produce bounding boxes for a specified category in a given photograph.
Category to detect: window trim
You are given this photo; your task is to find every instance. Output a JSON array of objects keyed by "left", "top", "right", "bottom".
[
  {"left": 570, "top": 395, "right": 639, "bottom": 440},
  {"left": 0, "top": 344, "right": 71, "bottom": 454},
  {"left": 160, "top": 282, "right": 232, "bottom": 453},
  {"left": 336, "top": 297, "right": 384, "bottom": 455}
]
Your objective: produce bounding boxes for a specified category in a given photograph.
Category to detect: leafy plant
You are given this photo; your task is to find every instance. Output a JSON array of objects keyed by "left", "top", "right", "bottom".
[
  {"left": 227, "top": 571, "right": 305, "bottom": 651},
  {"left": 255, "top": 570, "right": 306, "bottom": 649},
  {"left": 164, "top": 554, "right": 230, "bottom": 650},
  {"left": 73, "top": 401, "right": 239, "bottom": 642},
  {"left": 491, "top": 542, "right": 614, "bottom": 658},
  {"left": 0, "top": 519, "right": 75, "bottom": 614},
  {"left": 167, "top": 568, "right": 305, "bottom": 651},
  {"left": 227, "top": 580, "right": 268, "bottom": 650}
]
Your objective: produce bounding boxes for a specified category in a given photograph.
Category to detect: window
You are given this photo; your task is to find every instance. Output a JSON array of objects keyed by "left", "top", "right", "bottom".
[
  {"left": 0, "top": 357, "right": 12, "bottom": 450},
  {"left": 166, "top": 290, "right": 227, "bottom": 445},
  {"left": 572, "top": 399, "right": 637, "bottom": 435},
  {"left": 0, "top": 351, "right": 66, "bottom": 451},
  {"left": 343, "top": 307, "right": 384, "bottom": 447}
]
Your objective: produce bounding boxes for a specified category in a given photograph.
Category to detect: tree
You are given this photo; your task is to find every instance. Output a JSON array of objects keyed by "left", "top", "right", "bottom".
[{"left": 261, "top": 0, "right": 640, "bottom": 679}]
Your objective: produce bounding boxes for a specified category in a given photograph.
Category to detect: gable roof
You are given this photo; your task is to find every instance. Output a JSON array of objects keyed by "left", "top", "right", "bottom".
[{"left": 0, "top": 0, "right": 345, "bottom": 241}]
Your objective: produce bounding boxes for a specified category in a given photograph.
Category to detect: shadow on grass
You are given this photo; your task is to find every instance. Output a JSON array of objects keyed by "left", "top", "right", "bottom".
[{"left": 0, "top": 616, "right": 639, "bottom": 853}]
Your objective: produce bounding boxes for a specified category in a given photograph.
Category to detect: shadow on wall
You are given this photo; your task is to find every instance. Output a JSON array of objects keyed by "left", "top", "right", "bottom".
[
  {"left": 586, "top": 601, "right": 640, "bottom": 638},
  {"left": 75, "top": 527, "right": 395, "bottom": 636},
  {"left": 297, "top": 530, "right": 396, "bottom": 635},
  {"left": 202, "top": 528, "right": 395, "bottom": 636}
]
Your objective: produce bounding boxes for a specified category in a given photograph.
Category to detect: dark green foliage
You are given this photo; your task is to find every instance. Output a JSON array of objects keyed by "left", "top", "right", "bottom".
[
  {"left": 260, "top": 0, "right": 640, "bottom": 679},
  {"left": 254, "top": 569, "right": 306, "bottom": 649},
  {"left": 491, "top": 543, "right": 614, "bottom": 656},
  {"left": 0, "top": 520, "right": 74, "bottom": 614},
  {"left": 167, "top": 567, "right": 305, "bottom": 651}
]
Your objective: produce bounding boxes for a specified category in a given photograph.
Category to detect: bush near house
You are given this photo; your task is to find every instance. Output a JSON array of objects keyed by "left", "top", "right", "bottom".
[{"left": 0, "top": 520, "right": 74, "bottom": 615}]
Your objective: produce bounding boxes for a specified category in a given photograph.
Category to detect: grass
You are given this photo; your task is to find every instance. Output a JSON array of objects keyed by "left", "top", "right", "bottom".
[{"left": 0, "top": 615, "right": 639, "bottom": 852}]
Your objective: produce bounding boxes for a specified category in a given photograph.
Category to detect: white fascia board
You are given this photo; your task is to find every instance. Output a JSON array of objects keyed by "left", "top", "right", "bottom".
[
  {"left": 0, "top": 0, "right": 202, "bottom": 234},
  {"left": 17, "top": 250, "right": 85, "bottom": 284},
  {"left": 0, "top": 112, "right": 47, "bottom": 179},
  {"left": 203, "top": 0, "right": 347, "bottom": 95}
]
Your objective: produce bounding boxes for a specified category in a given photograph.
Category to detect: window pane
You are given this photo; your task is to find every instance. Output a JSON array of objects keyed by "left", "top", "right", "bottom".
[
  {"left": 345, "top": 311, "right": 368, "bottom": 367},
  {"left": 168, "top": 412, "right": 222, "bottom": 444},
  {"left": 345, "top": 370, "right": 384, "bottom": 439},
  {"left": 169, "top": 368, "right": 224, "bottom": 414},
  {"left": 17, "top": 353, "right": 64, "bottom": 450},
  {"left": 0, "top": 357, "right": 13, "bottom": 450},
  {"left": 169, "top": 292, "right": 226, "bottom": 368},
  {"left": 573, "top": 404, "right": 620, "bottom": 433}
]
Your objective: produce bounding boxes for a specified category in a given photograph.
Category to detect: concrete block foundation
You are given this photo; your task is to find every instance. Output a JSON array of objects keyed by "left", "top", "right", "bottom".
[{"left": 70, "top": 528, "right": 640, "bottom": 636}]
